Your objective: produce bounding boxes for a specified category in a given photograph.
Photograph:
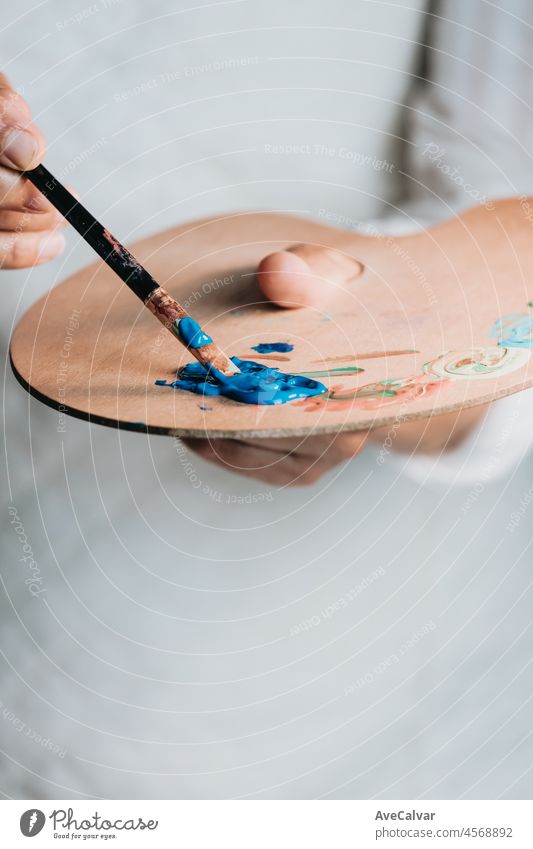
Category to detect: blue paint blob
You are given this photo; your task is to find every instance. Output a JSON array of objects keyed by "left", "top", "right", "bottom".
[
  {"left": 251, "top": 342, "right": 294, "bottom": 354},
  {"left": 156, "top": 357, "right": 327, "bottom": 405},
  {"left": 176, "top": 317, "right": 213, "bottom": 348},
  {"left": 490, "top": 313, "right": 533, "bottom": 348}
]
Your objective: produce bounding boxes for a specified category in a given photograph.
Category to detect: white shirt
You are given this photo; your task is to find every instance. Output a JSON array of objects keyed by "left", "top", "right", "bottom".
[{"left": 1, "top": 0, "right": 532, "bottom": 799}]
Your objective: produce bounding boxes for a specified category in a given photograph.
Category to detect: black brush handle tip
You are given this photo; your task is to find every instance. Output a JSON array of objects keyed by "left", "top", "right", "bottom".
[{"left": 24, "top": 164, "right": 158, "bottom": 302}]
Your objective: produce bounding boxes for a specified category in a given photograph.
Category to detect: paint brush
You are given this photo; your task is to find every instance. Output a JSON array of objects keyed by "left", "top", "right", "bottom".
[{"left": 24, "top": 163, "right": 238, "bottom": 375}]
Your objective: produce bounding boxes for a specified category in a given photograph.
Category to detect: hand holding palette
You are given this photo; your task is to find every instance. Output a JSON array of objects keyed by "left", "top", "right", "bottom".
[{"left": 10, "top": 199, "right": 533, "bottom": 437}]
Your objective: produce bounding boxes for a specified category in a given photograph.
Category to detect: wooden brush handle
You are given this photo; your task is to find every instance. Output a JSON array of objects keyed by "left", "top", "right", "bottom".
[{"left": 145, "top": 288, "right": 237, "bottom": 374}]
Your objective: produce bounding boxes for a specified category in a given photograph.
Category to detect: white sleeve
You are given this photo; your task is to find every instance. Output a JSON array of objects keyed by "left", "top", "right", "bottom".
[{"left": 366, "top": 0, "right": 533, "bottom": 483}]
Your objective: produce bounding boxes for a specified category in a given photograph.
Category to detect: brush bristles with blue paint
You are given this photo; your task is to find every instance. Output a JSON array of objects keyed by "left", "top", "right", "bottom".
[{"left": 24, "top": 164, "right": 238, "bottom": 376}]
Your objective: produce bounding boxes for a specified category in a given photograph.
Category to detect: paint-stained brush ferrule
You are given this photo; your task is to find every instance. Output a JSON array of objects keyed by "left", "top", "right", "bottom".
[{"left": 144, "top": 288, "right": 238, "bottom": 375}]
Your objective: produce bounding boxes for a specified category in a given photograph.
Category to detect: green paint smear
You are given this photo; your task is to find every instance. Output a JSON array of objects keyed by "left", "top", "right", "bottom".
[
  {"left": 297, "top": 365, "right": 364, "bottom": 378},
  {"left": 331, "top": 389, "right": 395, "bottom": 401}
]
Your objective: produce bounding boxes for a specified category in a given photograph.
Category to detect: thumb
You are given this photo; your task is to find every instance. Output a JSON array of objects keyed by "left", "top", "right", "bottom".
[
  {"left": 0, "top": 73, "right": 46, "bottom": 170},
  {"left": 257, "top": 243, "right": 363, "bottom": 309}
]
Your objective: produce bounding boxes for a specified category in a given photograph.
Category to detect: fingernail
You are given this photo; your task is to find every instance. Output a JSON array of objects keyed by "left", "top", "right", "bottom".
[
  {"left": 38, "top": 232, "right": 65, "bottom": 259},
  {"left": 26, "top": 193, "right": 50, "bottom": 212},
  {"left": 1, "top": 128, "right": 39, "bottom": 169}
]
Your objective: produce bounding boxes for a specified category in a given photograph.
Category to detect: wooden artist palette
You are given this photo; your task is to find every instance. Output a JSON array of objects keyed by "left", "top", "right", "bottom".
[{"left": 10, "top": 199, "right": 533, "bottom": 437}]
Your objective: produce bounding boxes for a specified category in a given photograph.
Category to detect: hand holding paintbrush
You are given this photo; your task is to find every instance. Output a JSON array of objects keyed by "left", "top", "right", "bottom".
[{"left": 24, "top": 164, "right": 238, "bottom": 376}]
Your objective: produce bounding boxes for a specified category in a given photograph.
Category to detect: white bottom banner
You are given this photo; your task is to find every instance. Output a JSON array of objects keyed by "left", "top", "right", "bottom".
[{"left": 1, "top": 799, "right": 532, "bottom": 847}]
